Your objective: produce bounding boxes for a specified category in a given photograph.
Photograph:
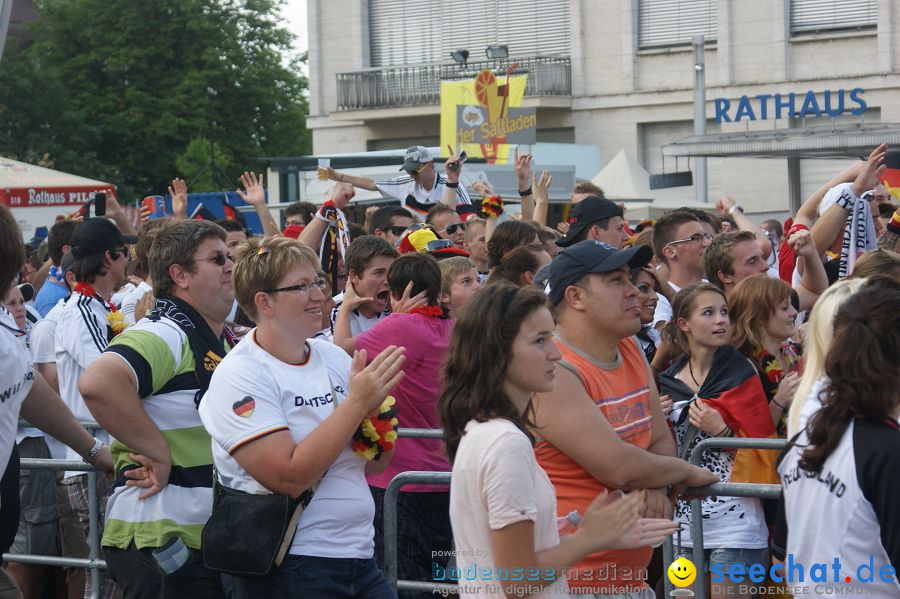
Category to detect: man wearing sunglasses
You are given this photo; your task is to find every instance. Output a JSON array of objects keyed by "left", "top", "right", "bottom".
[
  {"left": 369, "top": 205, "right": 414, "bottom": 246},
  {"left": 54, "top": 217, "right": 137, "bottom": 598},
  {"left": 317, "top": 145, "right": 471, "bottom": 217},
  {"left": 425, "top": 204, "right": 467, "bottom": 250}
]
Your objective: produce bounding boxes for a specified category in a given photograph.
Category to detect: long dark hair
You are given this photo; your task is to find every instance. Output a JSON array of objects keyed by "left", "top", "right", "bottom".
[
  {"left": 439, "top": 283, "right": 550, "bottom": 462},
  {"left": 800, "top": 278, "right": 900, "bottom": 472}
]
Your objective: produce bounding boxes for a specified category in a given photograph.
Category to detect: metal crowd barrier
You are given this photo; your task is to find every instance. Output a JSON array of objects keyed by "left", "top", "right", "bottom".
[
  {"left": 2, "top": 459, "right": 106, "bottom": 599},
  {"left": 664, "top": 436, "right": 788, "bottom": 598}
]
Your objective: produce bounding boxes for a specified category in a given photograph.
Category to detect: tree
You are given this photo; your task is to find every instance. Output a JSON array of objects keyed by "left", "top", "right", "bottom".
[
  {"left": 0, "top": 0, "right": 310, "bottom": 200},
  {"left": 175, "top": 136, "right": 235, "bottom": 193}
]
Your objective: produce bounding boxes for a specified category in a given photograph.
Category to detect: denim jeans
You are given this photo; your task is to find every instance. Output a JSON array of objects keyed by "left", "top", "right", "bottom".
[
  {"left": 104, "top": 541, "right": 224, "bottom": 599},
  {"left": 222, "top": 555, "right": 396, "bottom": 599}
]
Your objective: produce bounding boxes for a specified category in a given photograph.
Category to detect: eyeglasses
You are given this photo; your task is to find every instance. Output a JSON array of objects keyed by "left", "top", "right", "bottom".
[
  {"left": 441, "top": 222, "right": 466, "bottom": 236},
  {"left": 195, "top": 253, "right": 234, "bottom": 266},
  {"left": 109, "top": 248, "right": 131, "bottom": 261},
  {"left": 386, "top": 226, "right": 408, "bottom": 237},
  {"left": 665, "top": 233, "right": 713, "bottom": 247},
  {"left": 263, "top": 276, "right": 328, "bottom": 294}
]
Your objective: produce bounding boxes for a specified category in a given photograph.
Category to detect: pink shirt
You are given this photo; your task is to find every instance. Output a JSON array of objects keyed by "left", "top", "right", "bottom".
[{"left": 358, "top": 312, "right": 453, "bottom": 492}]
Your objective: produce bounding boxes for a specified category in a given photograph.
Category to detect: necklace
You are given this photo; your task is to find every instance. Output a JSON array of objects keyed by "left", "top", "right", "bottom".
[{"left": 688, "top": 359, "right": 703, "bottom": 388}]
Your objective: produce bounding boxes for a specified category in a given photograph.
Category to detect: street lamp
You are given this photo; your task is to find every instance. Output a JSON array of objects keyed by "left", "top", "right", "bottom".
[
  {"left": 485, "top": 45, "right": 508, "bottom": 60},
  {"left": 450, "top": 49, "right": 469, "bottom": 66}
]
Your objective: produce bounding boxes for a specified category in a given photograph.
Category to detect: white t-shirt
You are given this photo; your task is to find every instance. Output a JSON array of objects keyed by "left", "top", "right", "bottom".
[
  {"left": 119, "top": 281, "right": 152, "bottom": 324},
  {"left": 20, "top": 299, "right": 66, "bottom": 455},
  {"left": 449, "top": 419, "right": 570, "bottom": 598},
  {"left": 0, "top": 306, "right": 35, "bottom": 478},
  {"left": 199, "top": 333, "right": 375, "bottom": 559},
  {"left": 652, "top": 281, "right": 682, "bottom": 330},
  {"left": 55, "top": 293, "right": 111, "bottom": 471},
  {"left": 328, "top": 292, "right": 389, "bottom": 337},
  {"left": 376, "top": 171, "right": 471, "bottom": 215}
]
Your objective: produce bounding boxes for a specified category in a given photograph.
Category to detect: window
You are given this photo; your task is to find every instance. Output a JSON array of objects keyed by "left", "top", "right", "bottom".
[
  {"left": 368, "top": 0, "right": 570, "bottom": 68},
  {"left": 638, "top": 0, "right": 717, "bottom": 49},
  {"left": 790, "top": 0, "right": 877, "bottom": 35}
]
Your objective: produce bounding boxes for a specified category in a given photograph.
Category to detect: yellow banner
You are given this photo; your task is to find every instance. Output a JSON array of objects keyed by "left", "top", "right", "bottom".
[{"left": 440, "top": 69, "right": 528, "bottom": 164}]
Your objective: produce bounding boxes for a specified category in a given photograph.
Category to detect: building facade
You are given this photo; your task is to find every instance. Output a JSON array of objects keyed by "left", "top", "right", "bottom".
[{"left": 306, "top": 0, "right": 900, "bottom": 214}]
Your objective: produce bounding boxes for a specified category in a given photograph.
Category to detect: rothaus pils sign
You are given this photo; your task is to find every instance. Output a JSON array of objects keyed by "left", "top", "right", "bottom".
[{"left": 714, "top": 88, "right": 867, "bottom": 123}]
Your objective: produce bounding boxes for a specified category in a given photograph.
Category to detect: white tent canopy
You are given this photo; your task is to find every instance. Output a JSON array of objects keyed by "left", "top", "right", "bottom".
[{"left": 591, "top": 149, "right": 654, "bottom": 201}]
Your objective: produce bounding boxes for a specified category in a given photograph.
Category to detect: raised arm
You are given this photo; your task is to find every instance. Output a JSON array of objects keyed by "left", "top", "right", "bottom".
[
  {"left": 716, "top": 196, "right": 773, "bottom": 259},
  {"left": 788, "top": 229, "right": 827, "bottom": 310},
  {"left": 532, "top": 170, "right": 552, "bottom": 227},
  {"left": 514, "top": 147, "right": 535, "bottom": 222},
  {"left": 105, "top": 190, "right": 138, "bottom": 237},
  {"left": 168, "top": 178, "right": 188, "bottom": 220},
  {"left": 236, "top": 171, "right": 280, "bottom": 237},
  {"left": 442, "top": 152, "right": 464, "bottom": 209},
  {"left": 318, "top": 165, "right": 378, "bottom": 192}
]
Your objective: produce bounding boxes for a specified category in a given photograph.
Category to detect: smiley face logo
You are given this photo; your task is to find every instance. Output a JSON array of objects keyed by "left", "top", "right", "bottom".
[{"left": 667, "top": 557, "right": 696, "bottom": 588}]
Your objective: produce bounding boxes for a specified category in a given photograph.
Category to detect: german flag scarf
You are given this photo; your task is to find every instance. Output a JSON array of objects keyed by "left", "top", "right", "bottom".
[{"left": 659, "top": 345, "right": 779, "bottom": 484}]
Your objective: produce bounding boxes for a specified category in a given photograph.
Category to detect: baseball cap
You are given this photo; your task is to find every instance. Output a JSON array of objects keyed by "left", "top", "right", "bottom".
[
  {"left": 400, "top": 146, "right": 433, "bottom": 172},
  {"left": 70, "top": 217, "right": 138, "bottom": 259},
  {"left": 396, "top": 226, "right": 469, "bottom": 260},
  {"left": 556, "top": 196, "right": 624, "bottom": 248},
  {"left": 546, "top": 240, "right": 652, "bottom": 306}
]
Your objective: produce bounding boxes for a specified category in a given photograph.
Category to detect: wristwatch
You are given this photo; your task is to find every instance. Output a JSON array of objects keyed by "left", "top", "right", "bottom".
[{"left": 85, "top": 437, "right": 104, "bottom": 464}]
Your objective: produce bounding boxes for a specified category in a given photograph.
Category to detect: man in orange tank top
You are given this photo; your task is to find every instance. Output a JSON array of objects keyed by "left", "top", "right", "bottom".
[{"left": 533, "top": 241, "right": 717, "bottom": 598}]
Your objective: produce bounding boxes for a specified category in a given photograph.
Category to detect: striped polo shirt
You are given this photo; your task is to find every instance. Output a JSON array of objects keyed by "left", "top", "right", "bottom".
[{"left": 101, "top": 316, "right": 227, "bottom": 550}]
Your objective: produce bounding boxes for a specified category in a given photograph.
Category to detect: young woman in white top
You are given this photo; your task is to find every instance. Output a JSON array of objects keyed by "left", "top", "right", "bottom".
[
  {"left": 199, "top": 236, "right": 406, "bottom": 599},
  {"left": 438, "top": 284, "right": 677, "bottom": 598}
]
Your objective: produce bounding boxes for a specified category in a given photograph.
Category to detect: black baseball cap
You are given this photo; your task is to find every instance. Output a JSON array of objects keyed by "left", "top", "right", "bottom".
[
  {"left": 547, "top": 240, "right": 652, "bottom": 306},
  {"left": 70, "top": 218, "right": 137, "bottom": 259},
  {"left": 556, "top": 196, "right": 624, "bottom": 248}
]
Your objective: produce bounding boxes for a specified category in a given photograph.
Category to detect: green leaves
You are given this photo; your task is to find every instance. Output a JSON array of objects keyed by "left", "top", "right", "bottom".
[{"left": 0, "top": 0, "right": 310, "bottom": 200}]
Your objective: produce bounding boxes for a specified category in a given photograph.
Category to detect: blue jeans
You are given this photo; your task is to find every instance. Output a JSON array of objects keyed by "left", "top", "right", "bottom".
[
  {"left": 222, "top": 555, "right": 396, "bottom": 599},
  {"left": 677, "top": 547, "right": 768, "bottom": 574}
]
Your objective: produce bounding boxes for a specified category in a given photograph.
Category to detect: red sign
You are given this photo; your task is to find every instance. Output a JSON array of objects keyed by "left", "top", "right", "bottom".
[{"left": 1, "top": 185, "right": 117, "bottom": 208}]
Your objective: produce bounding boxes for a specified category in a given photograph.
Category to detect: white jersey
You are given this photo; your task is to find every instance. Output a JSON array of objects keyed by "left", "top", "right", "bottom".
[
  {"left": 199, "top": 333, "right": 375, "bottom": 559},
  {"left": 779, "top": 417, "right": 900, "bottom": 597},
  {"left": 0, "top": 306, "right": 34, "bottom": 481},
  {"left": 328, "top": 291, "right": 389, "bottom": 337},
  {"left": 20, "top": 298, "right": 66, "bottom": 454},
  {"left": 55, "top": 293, "right": 111, "bottom": 472},
  {"left": 376, "top": 171, "right": 471, "bottom": 216}
]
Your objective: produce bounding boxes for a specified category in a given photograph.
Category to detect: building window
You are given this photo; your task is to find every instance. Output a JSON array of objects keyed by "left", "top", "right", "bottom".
[
  {"left": 637, "top": 0, "right": 717, "bottom": 49},
  {"left": 368, "top": 0, "right": 570, "bottom": 68},
  {"left": 790, "top": 0, "right": 877, "bottom": 35}
]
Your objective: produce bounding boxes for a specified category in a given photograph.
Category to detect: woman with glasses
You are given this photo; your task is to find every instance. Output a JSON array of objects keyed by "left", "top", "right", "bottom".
[{"left": 199, "top": 236, "right": 406, "bottom": 598}]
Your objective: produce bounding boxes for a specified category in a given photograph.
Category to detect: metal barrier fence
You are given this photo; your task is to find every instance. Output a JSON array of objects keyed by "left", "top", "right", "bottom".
[
  {"left": 666, "top": 436, "right": 788, "bottom": 598},
  {"left": 2, "top": 459, "right": 106, "bottom": 599}
]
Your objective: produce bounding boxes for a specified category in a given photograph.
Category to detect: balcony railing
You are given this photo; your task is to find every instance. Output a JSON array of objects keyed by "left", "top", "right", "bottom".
[{"left": 336, "top": 55, "right": 571, "bottom": 111}]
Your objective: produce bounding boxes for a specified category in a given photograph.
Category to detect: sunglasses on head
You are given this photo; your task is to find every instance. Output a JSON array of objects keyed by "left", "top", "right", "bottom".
[
  {"left": 665, "top": 233, "right": 712, "bottom": 247},
  {"left": 423, "top": 239, "right": 452, "bottom": 252},
  {"left": 441, "top": 222, "right": 466, "bottom": 236}
]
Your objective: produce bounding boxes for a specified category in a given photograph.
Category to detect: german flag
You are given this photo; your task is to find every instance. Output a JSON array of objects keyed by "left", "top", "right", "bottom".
[
  {"left": 881, "top": 150, "right": 900, "bottom": 202},
  {"left": 222, "top": 197, "right": 248, "bottom": 226},
  {"left": 660, "top": 345, "right": 780, "bottom": 485}
]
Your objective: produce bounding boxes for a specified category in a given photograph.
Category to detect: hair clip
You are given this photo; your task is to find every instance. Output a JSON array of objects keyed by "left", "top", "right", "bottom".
[{"left": 257, "top": 246, "right": 269, "bottom": 256}]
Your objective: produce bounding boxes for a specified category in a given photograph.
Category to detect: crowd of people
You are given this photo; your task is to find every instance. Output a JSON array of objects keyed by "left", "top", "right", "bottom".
[{"left": 1, "top": 141, "right": 899, "bottom": 599}]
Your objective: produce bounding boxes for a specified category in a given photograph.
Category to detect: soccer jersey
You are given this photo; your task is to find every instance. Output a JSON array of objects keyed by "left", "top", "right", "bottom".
[
  {"left": 779, "top": 418, "right": 900, "bottom": 597},
  {"left": 55, "top": 293, "right": 112, "bottom": 471},
  {"left": 376, "top": 171, "right": 471, "bottom": 216},
  {"left": 101, "top": 315, "right": 227, "bottom": 550},
  {"left": 0, "top": 306, "right": 34, "bottom": 481},
  {"left": 328, "top": 291, "right": 389, "bottom": 337},
  {"left": 199, "top": 333, "right": 375, "bottom": 559}
]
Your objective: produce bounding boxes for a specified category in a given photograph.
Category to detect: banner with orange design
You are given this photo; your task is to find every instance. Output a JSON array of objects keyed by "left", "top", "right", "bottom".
[{"left": 439, "top": 69, "right": 530, "bottom": 164}]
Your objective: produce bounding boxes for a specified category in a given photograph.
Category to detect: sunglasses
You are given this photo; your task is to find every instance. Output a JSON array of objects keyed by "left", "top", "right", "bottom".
[
  {"left": 406, "top": 162, "right": 429, "bottom": 176},
  {"left": 665, "top": 233, "right": 712, "bottom": 247},
  {"left": 423, "top": 239, "right": 452, "bottom": 252},
  {"left": 195, "top": 253, "right": 234, "bottom": 266},
  {"left": 441, "top": 222, "right": 466, "bottom": 236},
  {"left": 263, "top": 276, "right": 328, "bottom": 294},
  {"left": 109, "top": 247, "right": 131, "bottom": 261},
  {"left": 386, "top": 226, "right": 409, "bottom": 237}
]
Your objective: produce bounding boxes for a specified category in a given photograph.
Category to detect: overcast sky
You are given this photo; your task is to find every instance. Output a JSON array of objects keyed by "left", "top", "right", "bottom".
[{"left": 281, "top": 0, "right": 309, "bottom": 55}]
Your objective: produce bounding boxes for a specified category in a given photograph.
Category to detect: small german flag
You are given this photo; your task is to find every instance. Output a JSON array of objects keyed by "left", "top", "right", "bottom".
[{"left": 881, "top": 150, "right": 900, "bottom": 201}]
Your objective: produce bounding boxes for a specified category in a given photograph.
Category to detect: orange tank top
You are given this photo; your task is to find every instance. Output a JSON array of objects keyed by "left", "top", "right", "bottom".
[{"left": 534, "top": 336, "right": 654, "bottom": 592}]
